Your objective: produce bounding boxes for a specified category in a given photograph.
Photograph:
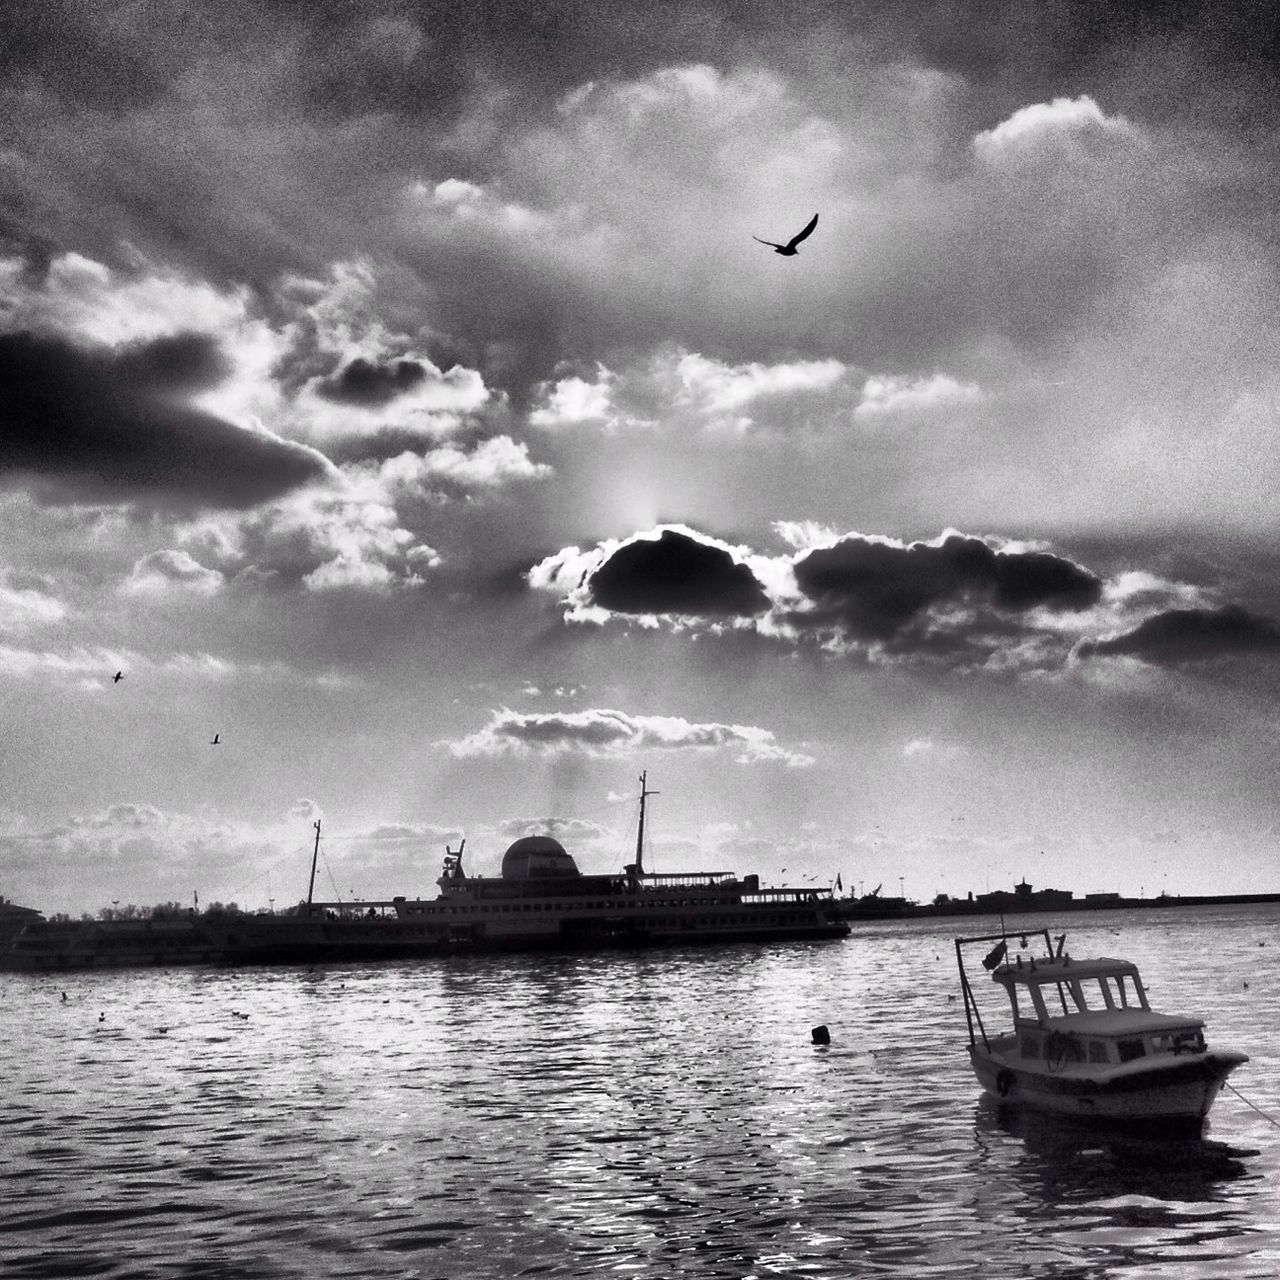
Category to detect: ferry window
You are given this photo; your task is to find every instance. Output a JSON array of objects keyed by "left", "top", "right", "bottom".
[
  {"left": 1117, "top": 1037, "right": 1146, "bottom": 1062},
  {"left": 1021, "top": 1035, "right": 1041, "bottom": 1059},
  {"left": 1088, "top": 1040, "right": 1109, "bottom": 1064}
]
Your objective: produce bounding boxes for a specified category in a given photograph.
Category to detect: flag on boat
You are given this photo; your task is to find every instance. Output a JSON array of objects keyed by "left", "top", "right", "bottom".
[
  {"left": 982, "top": 940, "right": 1008, "bottom": 970},
  {"left": 835, "top": 874, "right": 843, "bottom": 891}
]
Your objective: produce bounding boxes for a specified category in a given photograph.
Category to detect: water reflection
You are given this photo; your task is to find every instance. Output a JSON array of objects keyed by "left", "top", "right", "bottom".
[
  {"left": 966, "top": 1095, "right": 1263, "bottom": 1276},
  {"left": 2, "top": 909, "right": 1278, "bottom": 1278},
  {"left": 978, "top": 1094, "right": 1258, "bottom": 1195}
]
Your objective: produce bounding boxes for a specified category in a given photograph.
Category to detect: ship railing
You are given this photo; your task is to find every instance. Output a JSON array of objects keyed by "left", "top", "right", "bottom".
[
  {"left": 306, "top": 900, "right": 403, "bottom": 920},
  {"left": 636, "top": 872, "right": 738, "bottom": 887},
  {"left": 740, "top": 887, "right": 830, "bottom": 902}
]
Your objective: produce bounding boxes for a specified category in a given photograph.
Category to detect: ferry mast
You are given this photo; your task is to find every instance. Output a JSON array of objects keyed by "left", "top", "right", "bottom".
[
  {"left": 635, "top": 771, "right": 659, "bottom": 878},
  {"left": 306, "top": 819, "right": 321, "bottom": 913}
]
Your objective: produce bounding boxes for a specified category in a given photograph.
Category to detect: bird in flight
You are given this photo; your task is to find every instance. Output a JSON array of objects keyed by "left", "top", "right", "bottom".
[
  {"left": 211, "top": 733, "right": 220, "bottom": 745},
  {"left": 753, "top": 212, "right": 818, "bottom": 256},
  {"left": 112, "top": 671, "right": 123, "bottom": 683}
]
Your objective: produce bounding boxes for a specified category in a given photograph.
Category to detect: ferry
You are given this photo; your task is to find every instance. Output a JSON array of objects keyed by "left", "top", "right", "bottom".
[
  {"left": 956, "top": 929, "right": 1247, "bottom": 1131},
  {"left": 1, "top": 775, "right": 849, "bottom": 970}
]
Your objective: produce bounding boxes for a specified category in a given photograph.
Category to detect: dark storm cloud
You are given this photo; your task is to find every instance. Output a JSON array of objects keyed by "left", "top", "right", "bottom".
[
  {"left": 1078, "top": 605, "right": 1280, "bottom": 664},
  {"left": 588, "top": 529, "right": 771, "bottom": 618},
  {"left": 315, "top": 357, "right": 429, "bottom": 407},
  {"left": 0, "top": 331, "right": 332, "bottom": 509},
  {"left": 791, "top": 534, "right": 1102, "bottom": 640},
  {"left": 112, "top": 331, "right": 235, "bottom": 394},
  {"left": 0, "top": 0, "right": 178, "bottom": 112}
]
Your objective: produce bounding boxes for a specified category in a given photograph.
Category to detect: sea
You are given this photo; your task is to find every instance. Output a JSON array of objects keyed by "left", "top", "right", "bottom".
[{"left": 3, "top": 904, "right": 1278, "bottom": 1280}]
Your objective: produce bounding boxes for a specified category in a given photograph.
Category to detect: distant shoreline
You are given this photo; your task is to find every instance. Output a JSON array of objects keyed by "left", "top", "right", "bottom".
[{"left": 835, "top": 891, "right": 1280, "bottom": 921}]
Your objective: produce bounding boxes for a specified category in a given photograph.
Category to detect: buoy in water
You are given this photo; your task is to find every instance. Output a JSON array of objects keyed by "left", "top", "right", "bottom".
[{"left": 811, "top": 1024, "right": 830, "bottom": 1045}]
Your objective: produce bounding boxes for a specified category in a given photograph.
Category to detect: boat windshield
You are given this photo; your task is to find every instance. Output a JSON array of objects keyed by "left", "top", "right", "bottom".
[{"left": 1007, "top": 964, "right": 1150, "bottom": 1024}]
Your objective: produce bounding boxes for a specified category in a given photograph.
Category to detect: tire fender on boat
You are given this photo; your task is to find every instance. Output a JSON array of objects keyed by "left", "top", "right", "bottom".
[{"left": 995, "top": 1068, "right": 1014, "bottom": 1097}]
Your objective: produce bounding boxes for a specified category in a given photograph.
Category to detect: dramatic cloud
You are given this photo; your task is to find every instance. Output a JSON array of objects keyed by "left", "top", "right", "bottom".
[
  {"left": 789, "top": 533, "right": 1102, "bottom": 641},
  {"left": 0, "top": 330, "right": 333, "bottom": 510},
  {"left": 188, "top": 485, "right": 440, "bottom": 594},
  {"left": 1077, "top": 605, "right": 1280, "bottom": 665},
  {"left": 587, "top": 527, "right": 770, "bottom": 618},
  {"left": 447, "top": 707, "right": 814, "bottom": 766},
  {"left": 315, "top": 356, "right": 430, "bottom": 407},
  {"left": 531, "top": 524, "right": 1169, "bottom": 671}
]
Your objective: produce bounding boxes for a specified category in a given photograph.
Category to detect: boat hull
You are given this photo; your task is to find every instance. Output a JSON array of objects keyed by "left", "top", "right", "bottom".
[{"left": 970, "top": 1041, "right": 1247, "bottom": 1131}]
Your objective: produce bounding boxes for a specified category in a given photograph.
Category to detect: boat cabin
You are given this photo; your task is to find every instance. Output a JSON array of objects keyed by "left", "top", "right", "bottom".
[{"left": 993, "top": 953, "right": 1207, "bottom": 1067}]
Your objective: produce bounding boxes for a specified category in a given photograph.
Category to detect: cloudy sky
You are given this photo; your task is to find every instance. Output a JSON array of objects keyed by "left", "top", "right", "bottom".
[{"left": 3, "top": 0, "right": 1280, "bottom": 915}]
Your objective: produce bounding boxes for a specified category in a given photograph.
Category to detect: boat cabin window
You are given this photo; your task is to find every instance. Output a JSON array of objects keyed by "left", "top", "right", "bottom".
[
  {"left": 1152, "top": 1029, "right": 1205, "bottom": 1055},
  {"left": 1101, "top": 973, "right": 1145, "bottom": 1009},
  {"left": 1117, "top": 1037, "right": 1146, "bottom": 1063},
  {"left": 1020, "top": 1033, "right": 1042, "bottom": 1059},
  {"left": 1047, "top": 1033, "right": 1086, "bottom": 1064},
  {"left": 1087, "top": 1040, "right": 1110, "bottom": 1064}
]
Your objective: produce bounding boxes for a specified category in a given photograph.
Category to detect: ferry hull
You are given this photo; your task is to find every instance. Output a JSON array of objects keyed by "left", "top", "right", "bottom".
[
  {"left": 1, "top": 915, "right": 849, "bottom": 971},
  {"left": 969, "top": 1042, "right": 1247, "bottom": 1130}
]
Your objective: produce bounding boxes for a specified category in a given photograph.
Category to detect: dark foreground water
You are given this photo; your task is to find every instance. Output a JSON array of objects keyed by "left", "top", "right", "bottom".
[{"left": 3, "top": 905, "right": 1279, "bottom": 1279}]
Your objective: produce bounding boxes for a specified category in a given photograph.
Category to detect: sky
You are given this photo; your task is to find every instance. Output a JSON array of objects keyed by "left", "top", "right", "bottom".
[{"left": 3, "top": 0, "right": 1280, "bottom": 916}]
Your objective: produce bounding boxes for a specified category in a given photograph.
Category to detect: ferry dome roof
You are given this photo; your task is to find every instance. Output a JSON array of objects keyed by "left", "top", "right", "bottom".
[{"left": 501, "top": 835, "right": 581, "bottom": 880}]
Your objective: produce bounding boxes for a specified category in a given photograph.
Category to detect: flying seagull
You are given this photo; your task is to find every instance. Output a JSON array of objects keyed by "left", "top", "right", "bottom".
[
  {"left": 112, "top": 671, "right": 123, "bottom": 683},
  {"left": 753, "top": 212, "right": 818, "bottom": 256},
  {"left": 211, "top": 733, "right": 220, "bottom": 745}
]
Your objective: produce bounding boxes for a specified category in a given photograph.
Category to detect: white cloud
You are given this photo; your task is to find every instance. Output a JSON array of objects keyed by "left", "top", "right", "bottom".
[
  {"left": 973, "top": 95, "right": 1141, "bottom": 163},
  {"left": 902, "top": 738, "right": 963, "bottom": 761},
  {"left": 675, "top": 351, "right": 849, "bottom": 425},
  {"left": 528, "top": 367, "right": 617, "bottom": 430},
  {"left": 529, "top": 346, "right": 856, "bottom": 435},
  {"left": 0, "top": 800, "right": 326, "bottom": 914},
  {"left": 854, "top": 372, "right": 982, "bottom": 420},
  {"left": 122, "top": 550, "right": 224, "bottom": 597},
  {"left": 446, "top": 706, "right": 814, "bottom": 766},
  {"left": 0, "top": 580, "right": 67, "bottom": 631},
  {"left": 0, "top": 644, "right": 125, "bottom": 682},
  {"left": 3, "top": 250, "right": 257, "bottom": 347},
  {"left": 374, "top": 438, "right": 552, "bottom": 492}
]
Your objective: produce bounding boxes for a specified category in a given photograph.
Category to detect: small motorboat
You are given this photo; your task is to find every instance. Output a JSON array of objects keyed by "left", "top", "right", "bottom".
[{"left": 956, "top": 929, "right": 1247, "bottom": 1131}]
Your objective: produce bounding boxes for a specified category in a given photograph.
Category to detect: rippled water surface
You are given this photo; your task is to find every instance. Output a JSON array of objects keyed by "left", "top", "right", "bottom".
[{"left": 3, "top": 906, "right": 1279, "bottom": 1278}]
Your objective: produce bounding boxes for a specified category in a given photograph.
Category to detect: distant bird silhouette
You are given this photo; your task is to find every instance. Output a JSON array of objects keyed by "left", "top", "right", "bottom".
[
  {"left": 211, "top": 733, "right": 220, "bottom": 745},
  {"left": 112, "top": 671, "right": 123, "bottom": 683},
  {"left": 753, "top": 212, "right": 818, "bottom": 256}
]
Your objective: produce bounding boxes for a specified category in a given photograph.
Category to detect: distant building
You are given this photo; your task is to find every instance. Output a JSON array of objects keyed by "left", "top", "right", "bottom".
[{"left": 975, "top": 879, "right": 1074, "bottom": 910}]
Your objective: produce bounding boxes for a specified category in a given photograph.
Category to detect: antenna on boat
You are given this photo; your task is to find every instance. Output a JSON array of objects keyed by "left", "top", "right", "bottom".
[
  {"left": 635, "top": 771, "right": 658, "bottom": 879},
  {"left": 307, "top": 819, "right": 321, "bottom": 914}
]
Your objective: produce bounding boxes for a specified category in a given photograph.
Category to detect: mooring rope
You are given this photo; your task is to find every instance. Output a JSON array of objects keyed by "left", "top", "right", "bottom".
[{"left": 1224, "top": 1080, "right": 1280, "bottom": 1130}]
